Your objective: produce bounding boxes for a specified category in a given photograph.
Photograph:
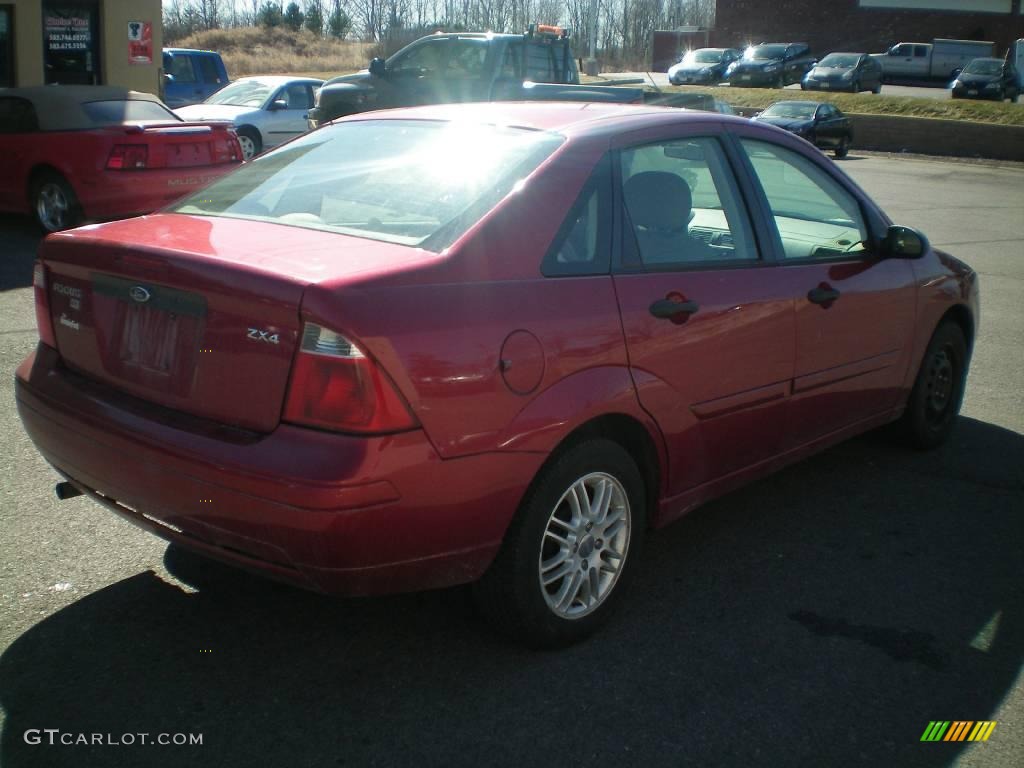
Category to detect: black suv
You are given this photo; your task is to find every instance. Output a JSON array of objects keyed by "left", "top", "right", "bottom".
[{"left": 726, "top": 43, "right": 816, "bottom": 88}]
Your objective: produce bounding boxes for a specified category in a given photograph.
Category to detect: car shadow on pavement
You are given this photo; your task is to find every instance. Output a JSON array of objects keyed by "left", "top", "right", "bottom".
[
  {"left": 1, "top": 416, "right": 1021, "bottom": 768},
  {"left": 0, "top": 215, "right": 41, "bottom": 292}
]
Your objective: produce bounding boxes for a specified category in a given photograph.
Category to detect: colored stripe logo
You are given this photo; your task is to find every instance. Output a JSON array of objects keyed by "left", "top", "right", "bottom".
[{"left": 921, "top": 721, "right": 996, "bottom": 742}]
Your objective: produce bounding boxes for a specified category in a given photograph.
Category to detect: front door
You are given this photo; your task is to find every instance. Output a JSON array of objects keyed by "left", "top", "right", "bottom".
[
  {"left": 262, "top": 82, "right": 315, "bottom": 149},
  {"left": 611, "top": 128, "right": 795, "bottom": 497},
  {"left": 733, "top": 136, "right": 917, "bottom": 448}
]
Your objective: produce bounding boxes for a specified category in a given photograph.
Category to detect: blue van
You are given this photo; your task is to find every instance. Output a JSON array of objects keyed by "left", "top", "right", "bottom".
[{"left": 161, "top": 48, "right": 229, "bottom": 108}]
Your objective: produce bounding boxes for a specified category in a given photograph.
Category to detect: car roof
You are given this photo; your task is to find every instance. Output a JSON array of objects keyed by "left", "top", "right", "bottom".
[
  {"left": 336, "top": 101, "right": 735, "bottom": 137},
  {"left": 164, "top": 48, "right": 219, "bottom": 54},
  {"left": 770, "top": 100, "right": 821, "bottom": 107},
  {"left": 0, "top": 85, "right": 166, "bottom": 130},
  {"left": 820, "top": 52, "right": 865, "bottom": 57}
]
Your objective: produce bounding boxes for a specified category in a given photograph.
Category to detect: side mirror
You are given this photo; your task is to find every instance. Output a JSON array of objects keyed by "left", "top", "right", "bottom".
[
  {"left": 369, "top": 57, "right": 386, "bottom": 77},
  {"left": 163, "top": 73, "right": 174, "bottom": 83},
  {"left": 269, "top": 99, "right": 288, "bottom": 111},
  {"left": 882, "top": 225, "right": 928, "bottom": 259}
]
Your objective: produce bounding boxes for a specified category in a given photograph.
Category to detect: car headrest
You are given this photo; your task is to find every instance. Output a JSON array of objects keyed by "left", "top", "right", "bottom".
[{"left": 624, "top": 171, "right": 693, "bottom": 232}]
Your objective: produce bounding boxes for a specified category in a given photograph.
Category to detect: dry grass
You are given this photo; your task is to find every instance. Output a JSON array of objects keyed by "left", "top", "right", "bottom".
[{"left": 170, "top": 27, "right": 370, "bottom": 78}]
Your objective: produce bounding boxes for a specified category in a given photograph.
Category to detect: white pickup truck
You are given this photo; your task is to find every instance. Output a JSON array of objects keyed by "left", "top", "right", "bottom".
[{"left": 871, "top": 39, "right": 994, "bottom": 81}]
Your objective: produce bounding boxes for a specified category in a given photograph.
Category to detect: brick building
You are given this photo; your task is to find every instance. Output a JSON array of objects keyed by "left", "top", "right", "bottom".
[{"left": 710, "top": 0, "right": 1024, "bottom": 58}]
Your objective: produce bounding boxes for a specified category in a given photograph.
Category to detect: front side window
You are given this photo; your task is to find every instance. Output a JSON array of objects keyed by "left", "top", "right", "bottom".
[
  {"left": 740, "top": 139, "right": 868, "bottom": 260},
  {"left": 0, "top": 97, "right": 39, "bottom": 133},
  {"left": 390, "top": 39, "right": 444, "bottom": 77},
  {"left": 172, "top": 120, "right": 564, "bottom": 251},
  {"left": 620, "top": 137, "right": 757, "bottom": 268}
]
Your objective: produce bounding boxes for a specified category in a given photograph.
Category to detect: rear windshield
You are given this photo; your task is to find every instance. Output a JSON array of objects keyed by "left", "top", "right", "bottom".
[
  {"left": 171, "top": 119, "right": 564, "bottom": 250},
  {"left": 82, "top": 100, "right": 180, "bottom": 125}
]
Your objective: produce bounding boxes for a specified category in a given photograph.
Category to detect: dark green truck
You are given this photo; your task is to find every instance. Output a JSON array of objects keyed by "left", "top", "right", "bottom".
[{"left": 308, "top": 26, "right": 712, "bottom": 128}]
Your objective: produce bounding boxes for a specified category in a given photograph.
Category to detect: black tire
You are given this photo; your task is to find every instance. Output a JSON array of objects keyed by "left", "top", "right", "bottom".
[
  {"left": 899, "top": 321, "right": 968, "bottom": 450},
  {"left": 775, "top": 73, "right": 785, "bottom": 89},
  {"left": 834, "top": 136, "right": 850, "bottom": 158},
  {"left": 473, "top": 439, "right": 647, "bottom": 648},
  {"left": 30, "top": 171, "right": 81, "bottom": 233},
  {"left": 236, "top": 126, "right": 262, "bottom": 160},
  {"left": 851, "top": 79, "right": 860, "bottom": 93},
  {"left": 872, "top": 82, "right": 882, "bottom": 95}
]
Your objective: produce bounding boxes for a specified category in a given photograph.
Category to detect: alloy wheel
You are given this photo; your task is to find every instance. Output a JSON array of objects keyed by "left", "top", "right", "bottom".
[
  {"left": 538, "top": 472, "right": 631, "bottom": 619},
  {"left": 36, "top": 183, "right": 69, "bottom": 232}
]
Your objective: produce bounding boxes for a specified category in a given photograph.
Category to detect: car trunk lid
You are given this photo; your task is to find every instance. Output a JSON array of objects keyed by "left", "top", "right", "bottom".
[{"left": 40, "top": 214, "right": 435, "bottom": 432}]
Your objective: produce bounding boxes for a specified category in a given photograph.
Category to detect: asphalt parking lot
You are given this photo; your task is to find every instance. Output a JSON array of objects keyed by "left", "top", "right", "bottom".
[{"left": 1, "top": 153, "right": 1022, "bottom": 768}]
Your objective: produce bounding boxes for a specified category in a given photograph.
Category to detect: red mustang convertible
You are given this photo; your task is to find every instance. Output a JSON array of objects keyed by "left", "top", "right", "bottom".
[
  {"left": 0, "top": 86, "right": 242, "bottom": 232},
  {"left": 16, "top": 103, "right": 978, "bottom": 646}
]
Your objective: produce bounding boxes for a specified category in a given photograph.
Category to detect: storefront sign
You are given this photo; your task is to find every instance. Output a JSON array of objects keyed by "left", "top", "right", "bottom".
[
  {"left": 128, "top": 21, "right": 153, "bottom": 65},
  {"left": 44, "top": 10, "right": 91, "bottom": 52}
]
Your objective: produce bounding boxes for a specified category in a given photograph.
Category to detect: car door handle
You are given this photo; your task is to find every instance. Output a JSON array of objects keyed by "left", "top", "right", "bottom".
[
  {"left": 649, "top": 298, "right": 700, "bottom": 318},
  {"left": 808, "top": 286, "right": 841, "bottom": 304}
]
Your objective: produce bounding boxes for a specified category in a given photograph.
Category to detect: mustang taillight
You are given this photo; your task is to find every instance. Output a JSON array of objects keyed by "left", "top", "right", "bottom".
[
  {"left": 106, "top": 144, "right": 149, "bottom": 170},
  {"left": 283, "top": 323, "right": 417, "bottom": 434},
  {"left": 33, "top": 262, "right": 56, "bottom": 348}
]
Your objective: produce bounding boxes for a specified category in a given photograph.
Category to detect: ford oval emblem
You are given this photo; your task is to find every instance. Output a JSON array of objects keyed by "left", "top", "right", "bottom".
[{"left": 129, "top": 286, "right": 151, "bottom": 303}]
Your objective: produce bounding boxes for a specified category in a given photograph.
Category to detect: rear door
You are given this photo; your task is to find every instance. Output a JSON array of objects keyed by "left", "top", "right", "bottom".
[
  {"left": 611, "top": 125, "right": 795, "bottom": 496},
  {"left": 731, "top": 134, "right": 917, "bottom": 448}
]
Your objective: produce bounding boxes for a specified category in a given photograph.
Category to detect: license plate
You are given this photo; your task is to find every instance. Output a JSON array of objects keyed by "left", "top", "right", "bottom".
[
  {"left": 741, "top": 75, "right": 751, "bottom": 81},
  {"left": 968, "top": 89, "right": 978, "bottom": 96},
  {"left": 119, "top": 304, "right": 179, "bottom": 374},
  {"left": 820, "top": 82, "right": 830, "bottom": 88}
]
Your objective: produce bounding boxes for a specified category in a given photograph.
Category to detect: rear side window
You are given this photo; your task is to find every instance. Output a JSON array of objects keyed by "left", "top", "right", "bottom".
[
  {"left": 620, "top": 137, "right": 757, "bottom": 269},
  {"left": 82, "top": 100, "right": 180, "bottom": 125},
  {"left": 172, "top": 119, "right": 564, "bottom": 251},
  {"left": 525, "top": 43, "right": 554, "bottom": 80},
  {"left": 914, "top": 46, "right": 929, "bottom": 58},
  {"left": 543, "top": 155, "right": 611, "bottom": 276},
  {"left": 740, "top": 139, "right": 868, "bottom": 260},
  {"left": 168, "top": 54, "right": 196, "bottom": 82},
  {"left": 0, "top": 97, "right": 39, "bottom": 133},
  {"left": 196, "top": 55, "right": 225, "bottom": 84}
]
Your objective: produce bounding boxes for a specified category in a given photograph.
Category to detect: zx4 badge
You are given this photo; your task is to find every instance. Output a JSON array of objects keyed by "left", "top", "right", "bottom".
[{"left": 247, "top": 328, "right": 280, "bottom": 344}]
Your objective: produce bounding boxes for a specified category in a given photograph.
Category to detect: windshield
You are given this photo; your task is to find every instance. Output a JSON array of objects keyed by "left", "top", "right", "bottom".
[
  {"left": 745, "top": 45, "right": 787, "bottom": 61},
  {"left": 762, "top": 102, "right": 816, "bottom": 119},
  {"left": 204, "top": 80, "right": 274, "bottom": 107},
  {"left": 171, "top": 119, "right": 564, "bottom": 250},
  {"left": 683, "top": 49, "right": 723, "bottom": 64},
  {"left": 82, "top": 100, "right": 181, "bottom": 125},
  {"left": 818, "top": 54, "right": 859, "bottom": 69},
  {"left": 963, "top": 59, "right": 1003, "bottom": 76}
]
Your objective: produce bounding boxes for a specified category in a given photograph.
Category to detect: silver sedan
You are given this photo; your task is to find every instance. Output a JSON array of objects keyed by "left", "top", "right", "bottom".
[{"left": 175, "top": 76, "right": 324, "bottom": 160}]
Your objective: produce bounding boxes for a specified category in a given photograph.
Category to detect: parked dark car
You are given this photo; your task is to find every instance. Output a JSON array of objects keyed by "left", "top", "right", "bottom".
[
  {"left": 753, "top": 100, "right": 853, "bottom": 158},
  {"left": 161, "top": 48, "right": 230, "bottom": 108},
  {"left": 802, "top": 52, "right": 882, "bottom": 93},
  {"left": 951, "top": 58, "right": 1021, "bottom": 101},
  {"left": 726, "top": 43, "right": 816, "bottom": 88},
  {"left": 668, "top": 47, "right": 742, "bottom": 85},
  {"left": 18, "top": 103, "right": 976, "bottom": 648}
]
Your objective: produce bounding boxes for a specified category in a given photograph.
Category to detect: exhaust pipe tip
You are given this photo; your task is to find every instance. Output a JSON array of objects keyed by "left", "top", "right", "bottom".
[{"left": 55, "top": 481, "right": 84, "bottom": 501}]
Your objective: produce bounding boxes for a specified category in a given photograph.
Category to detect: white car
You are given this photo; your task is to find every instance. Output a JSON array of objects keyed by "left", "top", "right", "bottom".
[{"left": 175, "top": 76, "right": 324, "bottom": 160}]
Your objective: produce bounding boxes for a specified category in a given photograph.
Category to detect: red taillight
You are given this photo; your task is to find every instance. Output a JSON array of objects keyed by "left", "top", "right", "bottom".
[
  {"left": 283, "top": 323, "right": 417, "bottom": 434},
  {"left": 106, "top": 144, "right": 149, "bottom": 170},
  {"left": 33, "top": 262, "right": 56, "bottom": 348}
]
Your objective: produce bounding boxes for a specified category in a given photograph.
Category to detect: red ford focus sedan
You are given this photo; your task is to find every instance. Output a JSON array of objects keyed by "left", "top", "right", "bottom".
[
  {"left": 0, "top": 86, "right": 242, "bottom": 232},
  {"left": 16, "top": 103, "right": 978, "bottom": 646}
]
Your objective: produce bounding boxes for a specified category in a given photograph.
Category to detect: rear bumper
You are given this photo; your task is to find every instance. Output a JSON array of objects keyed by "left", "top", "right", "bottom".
[
  {"left": 16, "top": 344, "right": 543, "bottom": 595},
  {"left": 76, "top": 165, "right": 238, "bottom": 220}
]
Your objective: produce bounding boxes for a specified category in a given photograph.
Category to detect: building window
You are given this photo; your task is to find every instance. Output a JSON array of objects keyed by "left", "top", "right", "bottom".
[
  {"left": 0, "top": 6, "right": 13, "bottom": 87},
  {"left": 42, "top": 1, "right": 100, "bottom": 85}
]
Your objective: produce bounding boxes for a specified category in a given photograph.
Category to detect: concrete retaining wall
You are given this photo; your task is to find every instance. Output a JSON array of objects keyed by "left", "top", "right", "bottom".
[{"left": 732, "top": 107, "right": 1024, "bottom": 162}]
